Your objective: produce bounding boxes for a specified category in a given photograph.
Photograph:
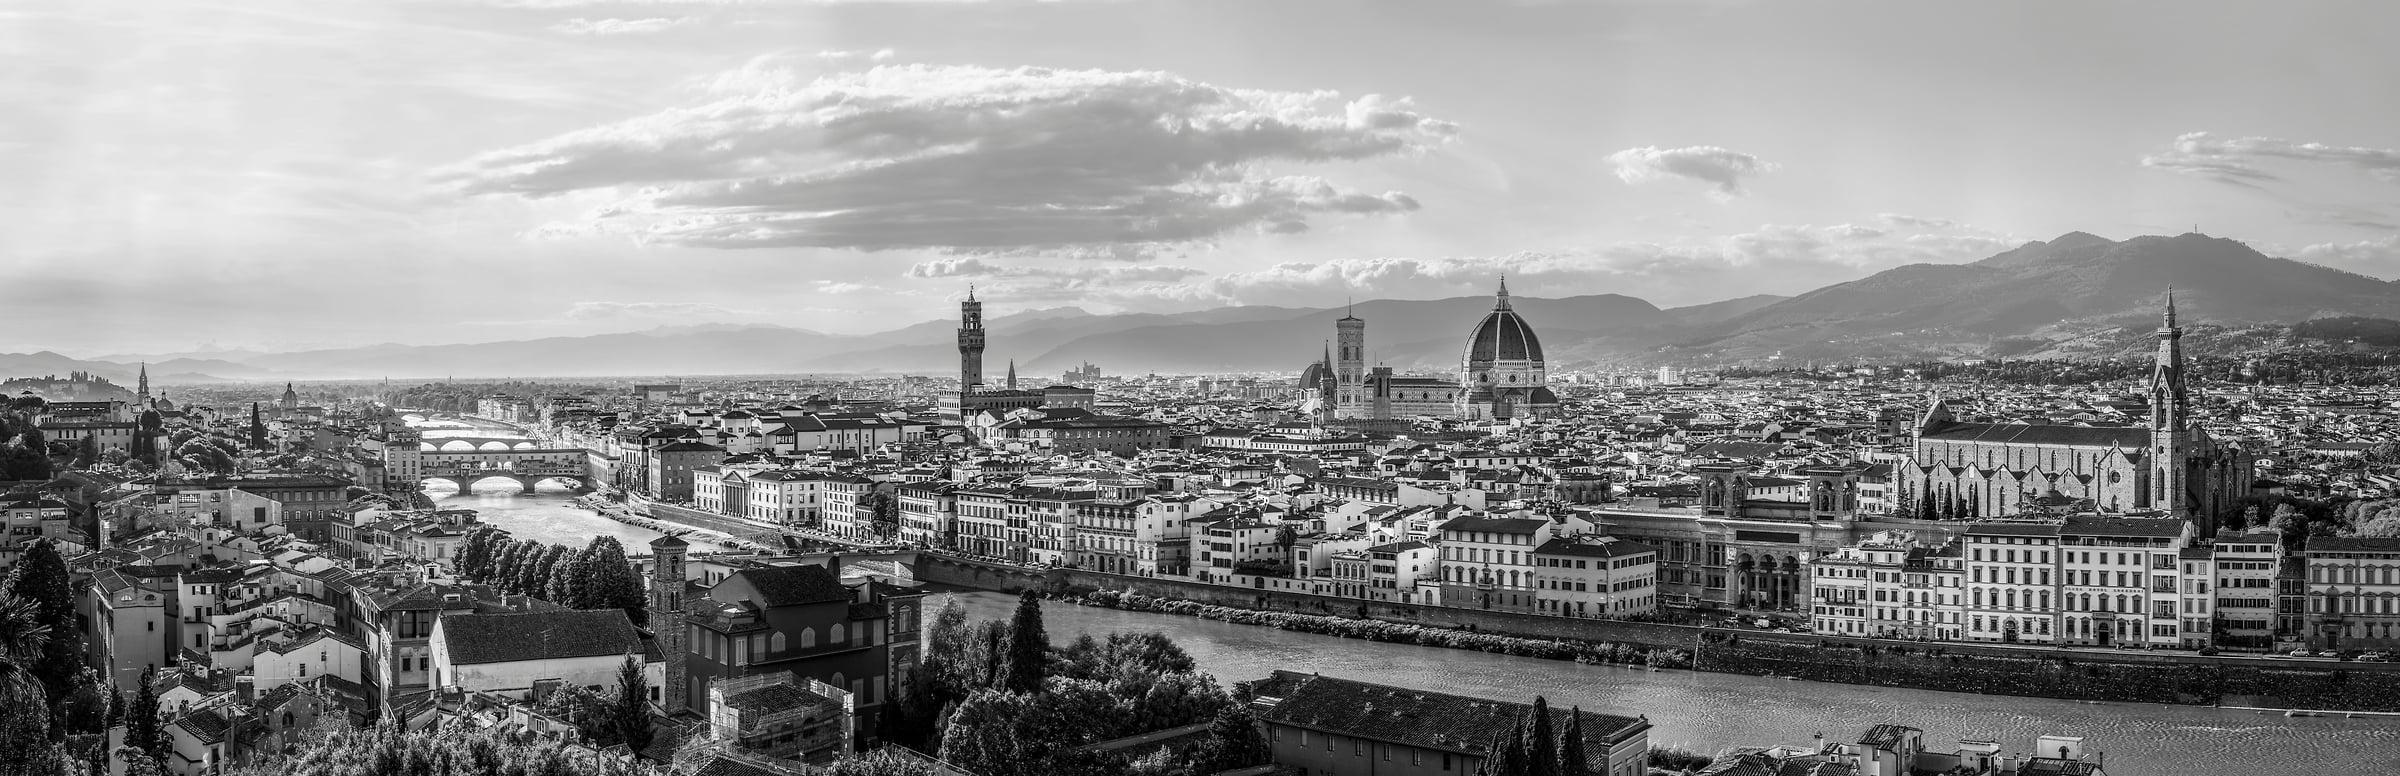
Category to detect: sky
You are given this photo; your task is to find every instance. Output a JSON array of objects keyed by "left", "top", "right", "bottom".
[{"left": 6, "top": 0, "right": 2400, "bottom": 355}]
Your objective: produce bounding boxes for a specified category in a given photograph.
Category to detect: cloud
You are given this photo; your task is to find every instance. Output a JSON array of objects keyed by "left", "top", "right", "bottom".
[
  {"left": 1139, "top": 220, "right": 2017, "bottom": 308},
  {"left": 2143, "top": 131, "right": 2400, "bottom": 187},
  {"left": 442, "top": 64, "right": 1456, "bottom": 255},
  {"left": 2287, "top": 236, "right": 2400, "bottom": 274},
  {"left": 1607, "top": 145, "right": 1776, "bottom": 200},
  {"left": 563, "top": 301, "right": 758, "bottom": 320},
  {"left": 548, "top": 17, "right": 698, "bottom": 34}
]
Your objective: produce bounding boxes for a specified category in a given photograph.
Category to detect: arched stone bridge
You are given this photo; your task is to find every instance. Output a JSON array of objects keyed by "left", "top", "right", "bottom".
[
  {"left": 419, "top": 436, "right": 548, "bottom": 452},
  {"left": 418, "top": 447, "right": 597, "bottom": 495}
]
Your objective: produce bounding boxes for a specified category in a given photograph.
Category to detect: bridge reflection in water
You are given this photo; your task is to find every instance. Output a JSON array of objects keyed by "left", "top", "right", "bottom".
[{"left": 944, "top": 592, "right": 2400, "bottom": 776}]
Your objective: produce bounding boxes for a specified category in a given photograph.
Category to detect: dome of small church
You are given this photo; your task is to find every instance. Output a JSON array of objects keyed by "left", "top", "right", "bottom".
[{"left": 1463, "top": 281, "right": 1544, "bottom": 363}]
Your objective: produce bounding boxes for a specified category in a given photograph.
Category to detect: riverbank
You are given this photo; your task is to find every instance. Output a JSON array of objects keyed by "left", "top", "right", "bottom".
[
  {"left": 1068, "top": 588, "right": 1692, "bottom": 670},
  {"left": 913, "top": 555, "right": 2400, "bottom": 712},
  {"left": 950, "top": 591, "right": 2400, "bottom": 776},
  {"left": 572, "top": 495, "right": 770, "bottom": 553}
]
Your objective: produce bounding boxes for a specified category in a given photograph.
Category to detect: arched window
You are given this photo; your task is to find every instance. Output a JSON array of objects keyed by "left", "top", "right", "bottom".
[
  {"left": 831, "top": 672, "right": 846, "bottom": 690},
  {"left": 831, "top": 623, "right": 847, "bottom": 644},
  {"left": 800, "top": 627, "right": 817, "bottom": 649},
  {"left": 771, "top": 632, "right": 786, "bottom": 653}
]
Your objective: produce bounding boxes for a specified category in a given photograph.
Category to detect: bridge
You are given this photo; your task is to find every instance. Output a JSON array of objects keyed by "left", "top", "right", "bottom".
[
  {"left": 417, "top": 447, "right": 598, "bottom": 495},
  {"left": 419, "top": 436, "right": 548, "bottom": 451}
]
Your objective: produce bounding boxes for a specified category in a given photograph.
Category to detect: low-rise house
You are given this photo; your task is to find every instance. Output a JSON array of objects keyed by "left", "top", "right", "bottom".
[
  {"left": 429, "top": 609, "right": 662, "bottom": 703},
  {"left": 1249, "top": 670, "right": 1652, "bottom": 776}
]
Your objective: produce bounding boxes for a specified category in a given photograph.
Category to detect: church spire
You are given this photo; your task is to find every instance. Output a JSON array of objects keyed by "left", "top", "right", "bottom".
[
  {"left": 1006, "top": 359, "right": 1018, "bottom": 390},
  {"left": 137, "top": 362, "right": 150, "bottom": 404},
  {"left": 1494, "top": 276, "right": 1512, "bottom": 311}
]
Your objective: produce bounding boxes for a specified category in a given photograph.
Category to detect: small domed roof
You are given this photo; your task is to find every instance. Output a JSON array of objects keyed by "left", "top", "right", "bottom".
[{"left": 1464, "top": 280, "right": 1544, "bottom": 363}]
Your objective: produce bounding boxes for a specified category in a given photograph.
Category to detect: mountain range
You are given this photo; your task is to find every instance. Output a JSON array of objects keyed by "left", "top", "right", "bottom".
[{"left": 15, "top": 231, "right": 2400, "bottom": 382}]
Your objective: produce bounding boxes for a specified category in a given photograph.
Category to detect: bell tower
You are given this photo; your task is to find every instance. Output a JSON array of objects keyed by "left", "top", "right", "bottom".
[
  {"left": 2149, "top": 289, "right": 2189, "bottom": 518},
  {"left": 1335, "top": 303, "right": 1366, "bottom": 417},
  {"left": 957, "top": 286, "right": 987, "bottom": 389},
  {"left": 648, "top": 534, "right": 690, "bottom": 714}
]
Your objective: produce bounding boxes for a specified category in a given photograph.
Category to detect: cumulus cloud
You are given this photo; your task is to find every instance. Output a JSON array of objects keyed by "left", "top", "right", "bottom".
[
  {"left": 564, "top": 300, "right": 757, "bottom": 320},
  {"left": 2143, "top": 131, "right": 2400, "bottom": 187},
  {"left": 1133, "top": 220, "right": 2017, "bottom": 309},
  {"left": 548, "top": 17, "right": 697, "bottom": 34},
  {"left": 2287, "top": 236, "right": 2400, "bottom": 273},
  {"left": 442, "top": 64, "right": 1455, "bottom": 255},
  {"left": 1608, "top": 145, "right": 1776, "bottom": 200}
]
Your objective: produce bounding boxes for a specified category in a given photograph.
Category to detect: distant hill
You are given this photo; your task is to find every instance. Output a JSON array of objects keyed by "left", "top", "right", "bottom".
[
  {"left": 1664, "top": 294, "right": 1788, "bottom": 326},
  {"left": 1678, "top": 232, "right": 2400, "bottom": 361},
  {"left": 31, "top": 230, "right": 2400, "bottom": 378}
]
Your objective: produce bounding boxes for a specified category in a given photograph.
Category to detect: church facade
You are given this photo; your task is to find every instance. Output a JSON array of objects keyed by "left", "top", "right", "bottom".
[
  {"left": 1297, "top": 280, "right": 1561, "bottom": 423},
  {"left": 1456, "top": 280, "right": 1559, "bottom": 421},
  {"left": 1897, "top": 293, "right": 2252, "bottom": 528}
]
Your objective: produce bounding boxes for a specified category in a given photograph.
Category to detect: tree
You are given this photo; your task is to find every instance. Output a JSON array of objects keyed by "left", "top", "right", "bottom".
[
  {"left": 5, "top": 539, "right": 82, "bottom": 707},
  {"left": 1558, "top": 707, "right": 1590, "bottom": 776},
  {"left": 0, "top": 593, "right": 54, "bottom": 765},
  {"left": 579, "top": 537, "right": 646, "bottom": 624},
  {"left": 545, "top": 546, "right": 583, "bottom": 605},
  {"left": 1102, "top": 631, "right": 1195, "bottom": 676},
  {"left": 997, "top": 591, "right": 1050, "bottom": 694},
  {"left": 1522, "top": 697, "right": 1558, "bottom": 776},
  {"left": 1192, "top": 706, "right": 1268, "bottom": 774},
  {"left": 826, "top": 749, "right": 940, "bottom": 776},
  {"left": 126, "top": 668, "right": 168, "bottom": 763},
  {"left": 608, "top": 653, "right": 653, "bottom": 753},
  {"left": 1476, "top": 719, "right": 1527, "bottom": 776}
]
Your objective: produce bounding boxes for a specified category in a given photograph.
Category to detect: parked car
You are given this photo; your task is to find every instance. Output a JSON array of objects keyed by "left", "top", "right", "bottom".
[
  {"left": 2318, "top": 651, "right": 2341, "bottom": 658},
  {"left": 2289, "top": 648, "right": 2315, "bottom": 657},
  {"left": 2358, "top": 652, "right": 2392, "bottom": 663}
]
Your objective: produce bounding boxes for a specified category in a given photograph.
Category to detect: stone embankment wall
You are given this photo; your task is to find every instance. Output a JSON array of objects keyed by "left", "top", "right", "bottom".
[
  {"left": 1697, "top": 632, "right": 2400, "bottom": 711},
  {"left": 917, "top": 556, "right": 2400, "bottom": 712}
]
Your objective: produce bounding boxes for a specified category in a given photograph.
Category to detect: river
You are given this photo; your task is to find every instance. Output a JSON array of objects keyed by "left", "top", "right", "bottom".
[
  {"left": 405, "top": 414, "right": 722, "bottom": 554},
  {"left": 944, "top": 591, "right": 2399, "bottom": 776}
]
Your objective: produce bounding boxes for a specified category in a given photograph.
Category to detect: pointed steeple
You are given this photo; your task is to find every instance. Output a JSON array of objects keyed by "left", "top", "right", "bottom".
[
  {"left": 137, "top": 362, "right": 150, "bottom": 404},
  {"left": 2162, "top": 287, "right": 2178, "bottom": 329},
  {"left": 1006, "top": 359, "right": 1018, "bottom": 390},
  {"left": 1494, "top": 276, "right": 1512, "bottom": 311},
  {"left": 1323, "top": 340, "right": 1333, "bottom": 368}
]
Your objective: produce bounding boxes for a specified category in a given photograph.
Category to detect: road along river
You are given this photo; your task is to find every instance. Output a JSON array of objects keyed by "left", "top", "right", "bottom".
[{"left": 945, "top": 591, "right": 2399, "bottom": 776}]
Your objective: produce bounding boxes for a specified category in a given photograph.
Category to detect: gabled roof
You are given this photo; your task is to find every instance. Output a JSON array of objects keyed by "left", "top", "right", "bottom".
[
  {"left": 436, "top": 609, "right": 641, "bottom": 665},
  {"left": 723, "top": 564, "right": 851, "bottom": 607},
  {"left": 1250, "top": 671, "right": 1643, "bottom": 759}
]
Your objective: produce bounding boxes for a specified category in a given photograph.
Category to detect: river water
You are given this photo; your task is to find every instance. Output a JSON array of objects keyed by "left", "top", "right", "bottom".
[
  {"left": 944, "top": 592, "right": 2398, "bottom": 776},
  {"left": 406, "top": 415, "right": 722, "bottom": 554}
]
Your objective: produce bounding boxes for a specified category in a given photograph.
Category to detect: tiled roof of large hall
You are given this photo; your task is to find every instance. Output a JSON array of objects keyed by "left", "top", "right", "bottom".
[{"left": 1920, "top": 422, "right": 2148, "bottom": 448}]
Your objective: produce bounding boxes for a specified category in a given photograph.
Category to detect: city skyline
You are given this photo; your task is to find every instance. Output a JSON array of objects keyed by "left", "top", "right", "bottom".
[{"left": 9, "top": 0, "right": 2400, "bottom": 354}]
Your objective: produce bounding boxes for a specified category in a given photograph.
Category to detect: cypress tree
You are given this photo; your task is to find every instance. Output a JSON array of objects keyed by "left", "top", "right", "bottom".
[
  {"left": 609, "top": 654, "right": 653, "bottom": 753},
  {"left": 126, "top": 669, "right": 165, "bottom": 761},
  {"left": 1523, "top": 697, "right": 1558, "bottom": 776},
  {"left": 978, "top": 621, "right": 1006, "bottom": 689},
  {"left": 6, "top": 540, "right": 81, "bottom": 704},
  {"left": 1558, "top": 707, "right": 1590, "bottom": 776},
  {"left": 996, "top": 591, "right": 1050, "bottom": 694}
]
